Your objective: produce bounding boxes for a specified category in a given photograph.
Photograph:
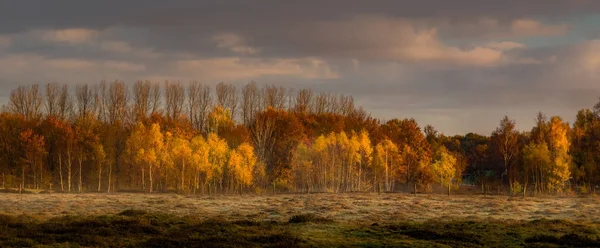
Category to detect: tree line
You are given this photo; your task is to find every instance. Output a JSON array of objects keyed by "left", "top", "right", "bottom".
[{"left": 0, "top": 80, "right": 598, "bottom": 195}]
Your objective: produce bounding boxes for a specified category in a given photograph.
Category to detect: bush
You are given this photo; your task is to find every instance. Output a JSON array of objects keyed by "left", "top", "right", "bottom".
[
  {"left": 288, "top": 213, "right": 332, "bottom": 224},
  {"left": 510, "top": 182, "right": 523, "bottom": 195}
]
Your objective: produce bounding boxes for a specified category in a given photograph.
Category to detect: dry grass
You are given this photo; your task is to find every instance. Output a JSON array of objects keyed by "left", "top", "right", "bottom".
[{"left": 1, "top": 192, "right": 598, "bottom": 223}]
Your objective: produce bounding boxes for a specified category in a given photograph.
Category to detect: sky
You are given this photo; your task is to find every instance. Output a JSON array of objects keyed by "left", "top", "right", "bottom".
[{"left": 1, "top": 0, "right": 600, "bottom": 135}]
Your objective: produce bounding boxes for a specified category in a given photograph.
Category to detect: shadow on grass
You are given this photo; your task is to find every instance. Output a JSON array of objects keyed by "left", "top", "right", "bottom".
[
  {"left": 0, "top": 210, "right": 301, "bottom": 248},
  {"left": 1, "top": 211, "right": 599, "bottom": 247}
]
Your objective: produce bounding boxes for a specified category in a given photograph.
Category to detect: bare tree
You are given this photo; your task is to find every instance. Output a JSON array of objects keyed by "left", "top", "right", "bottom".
[
  {"left": 57, "top": 84, "right": 73, "bottom": 120},
  {"left": 286, "top": 88, "right": 295, "bottom": 112},
  {"left": 165, "top": 81, "right": 185, "bottom": 119},
  {"left": 327, "top": 93, "right": 340, "bottom": 114},
  {"left": 263, "top": 85, "right": 286, "bottom": 110},
  {"left": 44, "top": 83, "right": 59, "bottom": 117},
  {"left": 188, "top": 81, "right": 213, "bottom": 131},
  {"left": 107, "top": 81, "right": 128, "bottom": 124},
  {"left": 216, "top": 82, "right": 238, "bottom": 119},
  {"left": 338, "top": 94, "right": 355, "bottom": 116},
  {"left": 492, "top": 116, "right": 519, "bottom": 192},
  {"left": 313, "top": 92, "right": 328, "bottom": 114},
  {"left": 149, "top": 82, "right": 161, "bottom": 115},
  {"left": 132, "top": 81, "right": 151, "bottom": 121},
  {"left": 197, "top": 84, "right": 213, "bottom": 133},
  {"left": 241, "top": 82, "right": 261, "bottom": 126},
  {"left": 294, "top": 88, "right": 313, "bottom": 113},
  {"left": 96, "top": 81, "right": 108, "bottom": 122},
  {"left": 8, "top": 84, "right": 43, "bottom": 120},
  {"left": 76, "top": 84, "right": 96, "bottom": 118}
]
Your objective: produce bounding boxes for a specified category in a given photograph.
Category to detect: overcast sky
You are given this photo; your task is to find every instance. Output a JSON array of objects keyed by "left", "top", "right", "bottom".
[{"left": 1, "top": 0, "right": 599, "bottom": 135}]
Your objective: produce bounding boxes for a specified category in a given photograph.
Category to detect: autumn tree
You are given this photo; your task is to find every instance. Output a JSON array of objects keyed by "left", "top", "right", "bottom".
[
  {"left": 190, "top": 135, "right": 210, "bottom": 193},
  {"left": 20, "top": 129, "right": 46, "bottom": 193},
  {"left": 571, "top": 109, "right": 599, "bottom": 193},
  {"left": 547, "top": 116, "right": 571, "bottom": 193},
  {"left": 373, "top": 138, "right": 398, "bottom": 192},
  {"left": 523, "top": 142, "right": 551, "bottom": 195},
  {"left": 207, "top": 133, "right": 229, "bottom": 193},
  {"left": 431, "top": 146, "right": 457, "bottom": 196},
  {"left": 382, "top": 118, "right": 432, "bottom": 191},
  {"left": 492, "top": 116, "right": 519, "bottom": 193},
  {"left": 125, "top": 122, "right": 164, "bottom": 193},
  {"left": 40, "top": 116, "right": 74, "bottom": 192},
  {"left": 73, "top": 115, "right": 104, "bottom": 193},
  {"left": 171, "top": 135, "right": 192, "bottom": 192}
]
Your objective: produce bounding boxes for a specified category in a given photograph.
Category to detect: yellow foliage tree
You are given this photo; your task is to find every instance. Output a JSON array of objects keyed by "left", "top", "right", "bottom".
[
  {"left": 237, "top": 142, "right": 257, "bottom": 189},
  {"left": 171, "top": 136, "right": 192, "bottom": 192},
  {"left": 522, "top": 142, "right": 551, "bottom": 194},
  {"left": 547, "top": 116, "right": 571, "bottom": 193},
  {"left": 190, "top": 135, "right": 210, "bottom": 193},
  {"left": 207, "top": 133, "right": 229, "bottom": 193},
  {"left": 293, "top": 142, "right": 313, "bottom": 192},
  {"left": 126, "top": 122, "right": 164, "bottom": 193},
  {"left": 373, "top": 138, "right": 398, "bottom": 192},
  {"left": 357, "top": 130, "right": 373, "bottom": 191},
  {"left": 430, "top": 146, "right": 457, "bottom": 196}
]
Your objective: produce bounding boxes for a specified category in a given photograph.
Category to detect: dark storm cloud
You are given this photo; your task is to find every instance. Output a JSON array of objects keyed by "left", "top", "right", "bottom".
[{"left": 1, "top": 0, "right": 598, "bottom": 34}]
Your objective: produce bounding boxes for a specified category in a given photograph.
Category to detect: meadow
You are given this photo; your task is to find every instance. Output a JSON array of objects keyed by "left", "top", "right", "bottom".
[{"left": 1, "top": 193, "right": 600, "bottom": 247}]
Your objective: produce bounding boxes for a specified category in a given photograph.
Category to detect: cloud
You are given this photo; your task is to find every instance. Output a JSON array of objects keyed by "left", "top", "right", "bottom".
[
  {"left": 103, "top": 60, "right": 146, "bottom": 72},
  {"left": 0, "top": 54, "right": 147, "bottom": 85},
  {"left": 41, "top": 28, "right": 98, "bottom": 44},
  {"left": 485, "top": 41, "right": 526, "bottom": 51},
  {"left": 100, "top": 40, "right": 161, "bottom": 59},
  {"left": 212, "top": 32, "right": 259, "bottom": 55},
  {"left": 509, "top": 19, "right": 569, "bottom": 37},
  {"left": 175, "top": 57, "right": 339, "bottom": 81},
  {"left": 44, "top": 58, "right": 95, "bottom": 70},
  {"left": 0, "top": 1, "right": 596, "bottom": 35},
  {"left": 0, "top": 35, "right": 10, "bottom": 48},
  {"left": 275, "top": 16, "right": 507, "bottom": 66},
  {"left": 439, "top": 18, "right": 569, "bottom": 39}
]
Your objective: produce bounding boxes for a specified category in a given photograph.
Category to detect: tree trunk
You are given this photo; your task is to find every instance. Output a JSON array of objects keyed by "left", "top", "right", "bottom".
[
  {"left": 373, "top": 175, "right": 377, "bottom": 193},
  {"left": 20, "top": 164, "right": 25, "bottom": 194},
  {"left": 67, "top": 150, "right": 72, "bottom": 193},
  {"left": 414, "top": 183, "right": 417, "bottom": 196},
  {"left": 142, "top": 167, "right": 145, "bottom": 191},
  {"left": 181, "top": 159, "right": 185, "bottom": 193},
  {"left": 39, "top": 161, "right": 43, "bottom": 190},
  {"left": 97, "top": 162, "right": 102, "bottom": 192},
  {"left": 33, "top": 161, "right": 37, "bottom": 190},
  {"left": 149, "top": 164, "right": 153, "bottom": 193},
  {"left": 59, "top": 154, "right": 64, "bottom": 192},
  {"left": 448, "top": 183, "right": 451, "bottom": 196},
  {"left": 78, "top": 157, "right": 83, "bottom": 193},
  {"left": 385, "top": 151, "right": 389, "bottom": 192},
  {"left": 194, "top": 168, "right": 199, "bottom": 194},
  {"left": 108, "top": 162, "right": 112, "bottom": 193}
]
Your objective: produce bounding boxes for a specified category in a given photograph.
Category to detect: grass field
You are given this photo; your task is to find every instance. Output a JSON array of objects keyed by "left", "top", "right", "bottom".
[{"left": 1, "top": 193, "right": 600, "bottom": 247}]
